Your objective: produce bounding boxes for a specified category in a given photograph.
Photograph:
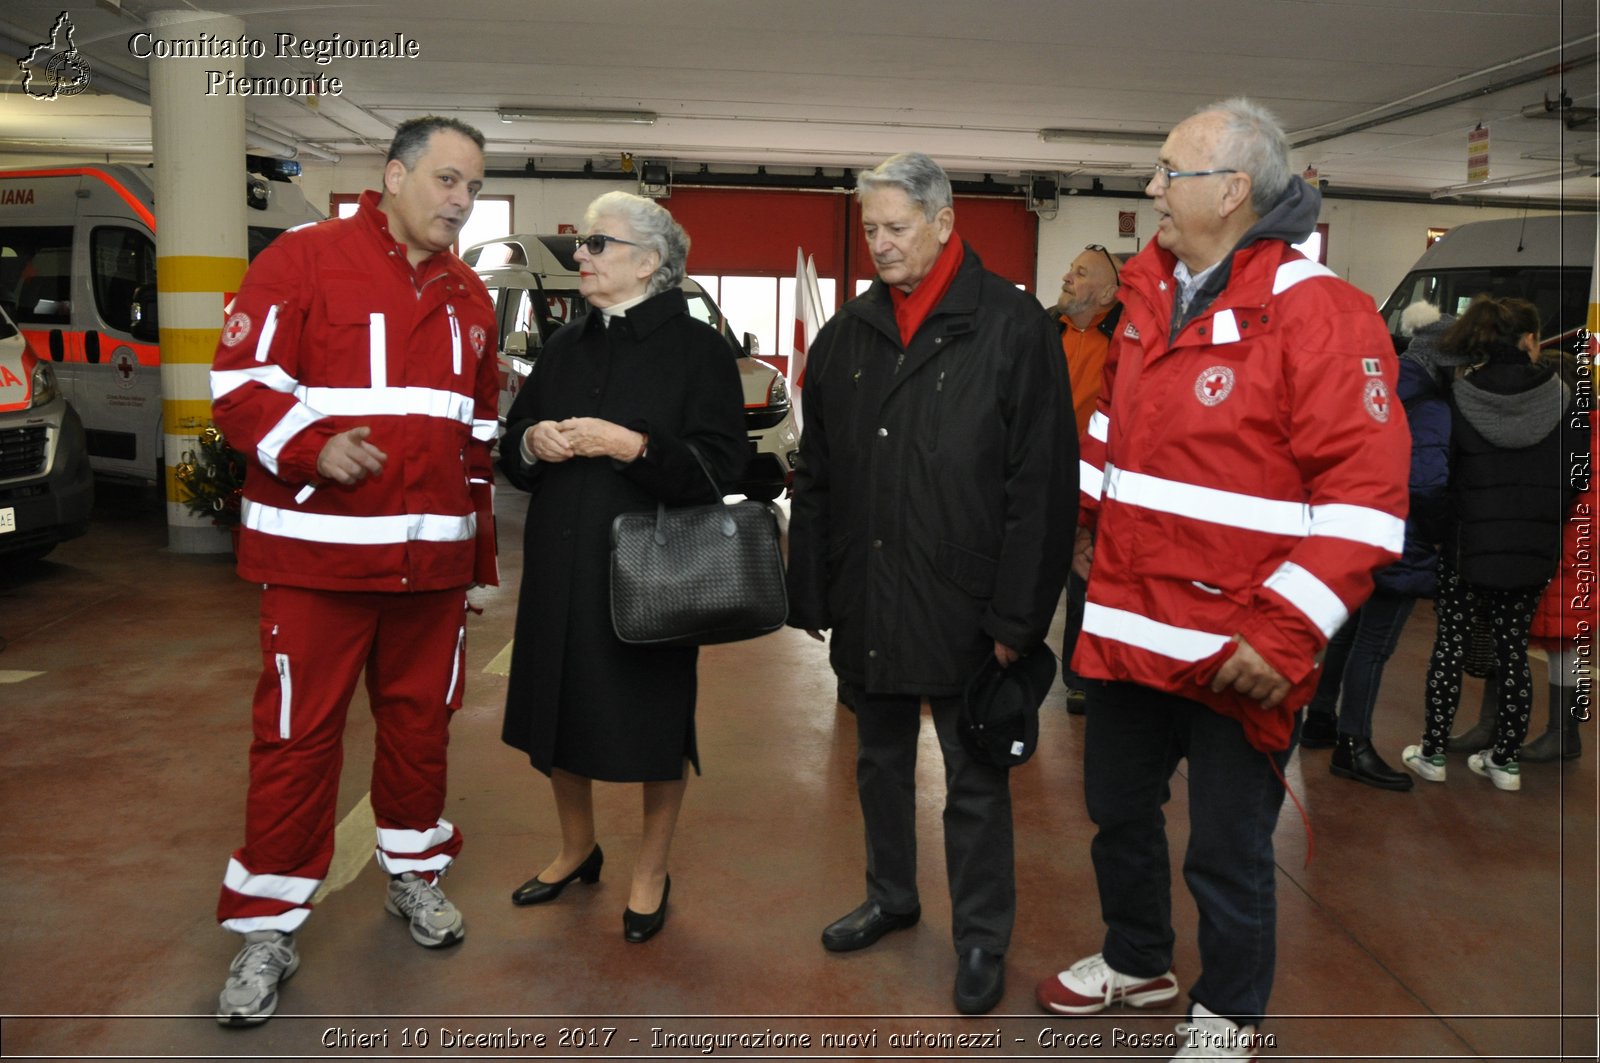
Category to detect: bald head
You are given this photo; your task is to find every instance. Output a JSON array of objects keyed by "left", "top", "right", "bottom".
[{"left": 1056, "top": 247, "right": 1120, "bottom": 326}]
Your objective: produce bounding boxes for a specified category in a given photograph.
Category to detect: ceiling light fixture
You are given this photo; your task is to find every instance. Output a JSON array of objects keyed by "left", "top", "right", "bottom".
[
  {"left": 498, "top": 107, "right": 657, "bottom": 125},
  {"left": 1038, "top": 128, "right": 1165, "bottom": 145}
]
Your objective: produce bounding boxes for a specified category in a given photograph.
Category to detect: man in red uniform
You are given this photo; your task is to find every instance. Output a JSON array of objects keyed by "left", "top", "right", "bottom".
[
  {"left": 1034, "top": 100, "right": 1408, "bottom": 1057},
  {"left": 208, "top": 116, "right": 499, "bottom": 1025}
]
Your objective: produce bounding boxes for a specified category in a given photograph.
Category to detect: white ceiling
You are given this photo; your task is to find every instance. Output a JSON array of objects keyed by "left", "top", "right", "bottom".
[{"left": 2, "top": 0, "right": 1598, "bottom": 205}]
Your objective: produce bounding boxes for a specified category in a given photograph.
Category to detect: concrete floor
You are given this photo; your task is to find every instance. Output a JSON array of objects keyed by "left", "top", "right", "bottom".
[{"left": 0, "top": 478, "right": 1594, "bottom": 1062}]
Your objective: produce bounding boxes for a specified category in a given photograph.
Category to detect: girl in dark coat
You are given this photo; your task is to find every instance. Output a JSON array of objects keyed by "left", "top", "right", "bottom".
[
  {"left": 1403, "top": 296, "right": 1577, "bottom": 791},
  {"left": 497, "top": 192, "right": 745, "bottom": 940}
]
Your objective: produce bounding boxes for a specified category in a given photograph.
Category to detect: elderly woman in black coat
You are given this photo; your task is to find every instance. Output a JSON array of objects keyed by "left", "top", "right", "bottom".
[{"left": 498, "top": 191, "right": 745, "bottom": 941}]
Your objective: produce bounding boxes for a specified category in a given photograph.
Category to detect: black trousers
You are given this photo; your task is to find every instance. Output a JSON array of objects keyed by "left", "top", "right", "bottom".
[{"left": 845, "top": 684, "right": 1015, "bottom": 954}]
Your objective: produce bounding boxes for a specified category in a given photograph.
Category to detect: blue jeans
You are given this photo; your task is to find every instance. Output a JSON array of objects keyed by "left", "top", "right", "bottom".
[
  {"left": 1083, "top": 680, "right": 1298, "bottom": 1027},
  {"left": 1306, "top": 590, "right": 1416, "bottom": 738}
]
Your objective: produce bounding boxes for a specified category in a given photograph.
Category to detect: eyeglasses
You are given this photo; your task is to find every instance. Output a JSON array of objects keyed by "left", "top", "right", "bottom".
[
  {"left": 1150, "top": 165, "right": 1239, "bottom": 187},
  {"left": 574, "top": 233, "right": 642, "bottom": 255},
  {"left": 1086, "top": 243, "right": 1120, "bottom": 278}
]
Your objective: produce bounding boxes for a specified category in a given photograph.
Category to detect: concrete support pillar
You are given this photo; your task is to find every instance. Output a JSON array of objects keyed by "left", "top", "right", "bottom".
[{"left": 147, "top": 9, "right": 247, "bottom": 553}]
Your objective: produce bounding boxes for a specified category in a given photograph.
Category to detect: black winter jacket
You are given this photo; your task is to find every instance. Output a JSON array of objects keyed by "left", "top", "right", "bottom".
[
  {"left": 1446, "top": 358, "right": 1575, "bottom": 589},
  {"left": 786, "top": 246, "right": 1075, "bottom": 696}
]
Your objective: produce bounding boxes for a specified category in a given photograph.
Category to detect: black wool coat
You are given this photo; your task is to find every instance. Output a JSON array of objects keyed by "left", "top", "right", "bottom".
[
  {"left": 786, "top": 246, "right": 1076, "bottom": 696},
  {"left": 498, "top": 288, "right": 746, "bottom": 781}
]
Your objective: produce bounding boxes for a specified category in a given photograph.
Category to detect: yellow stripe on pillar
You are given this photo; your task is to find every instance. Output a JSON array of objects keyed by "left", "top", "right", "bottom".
[
  {"left": 160, "top": 327, "right": 224, "bottom": 365},
  {"left": 157, "top": 255, "right": 247, "bottom": 294},
  {"left": 163, "top": 397, "right": 216, "bottom": 435}
]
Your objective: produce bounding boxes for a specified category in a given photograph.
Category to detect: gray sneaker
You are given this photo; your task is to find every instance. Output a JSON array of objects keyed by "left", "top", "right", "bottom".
[
  {"left": 385, "top": 872, "right": 465, "bottom": 947},
  {"left": 215, "top": 930, "right": 299, "bottom": 1026}
]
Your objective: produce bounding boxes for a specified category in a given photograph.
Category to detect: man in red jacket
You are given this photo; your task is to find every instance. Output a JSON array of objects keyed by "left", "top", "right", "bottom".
[
  {"left": 208, "top": 116, "right": 499, "bottom": 1026},
  {"left": 1034, "top": 99, "right": 1408, "bottom": 1057}
]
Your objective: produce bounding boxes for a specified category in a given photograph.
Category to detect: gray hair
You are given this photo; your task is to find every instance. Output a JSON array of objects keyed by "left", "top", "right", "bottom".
[
  {"left": 856, "top": 152, "right": 953, "bottom": 221},
  {"left": 386, "top": 116, "right": 486, "bottom": 168},
  {"left": 1198, "top": 98, "right": 1292, "bottom": 216},
  {"left": 583, "top": 190, "right": 689, "bottom": 295}
]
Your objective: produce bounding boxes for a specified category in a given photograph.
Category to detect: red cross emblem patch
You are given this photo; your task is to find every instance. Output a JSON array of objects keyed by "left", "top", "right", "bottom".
[
  {"left": 1194, "top": 365, "right": 1235, "bottom": 406},
  {"left": 221, "top": 312, "right": 252, "bottom": 348},
  {"left": 470, "top": 324, "right": 487, "bottom": 357},
  {"left": 113, "top": 349, "right": 137, "bottom": 390},
  {"left": 1363, "top": 378, "right": 1391, "bottom": 422}
]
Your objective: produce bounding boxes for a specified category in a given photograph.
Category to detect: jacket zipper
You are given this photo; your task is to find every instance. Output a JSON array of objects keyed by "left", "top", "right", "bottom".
[{"left": 447, "top": 303, "right": 462, "bottom": 375}]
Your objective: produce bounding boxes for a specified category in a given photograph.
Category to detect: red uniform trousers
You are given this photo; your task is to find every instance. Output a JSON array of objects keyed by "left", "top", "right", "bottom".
[{"left": 217, "top": 585, "right": 468, "bottom": 933}]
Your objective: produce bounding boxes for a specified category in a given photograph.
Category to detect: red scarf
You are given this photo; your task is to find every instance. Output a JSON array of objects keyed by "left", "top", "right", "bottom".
[{"left": 889, "top": 235, "right": 964, "bottom": 346}]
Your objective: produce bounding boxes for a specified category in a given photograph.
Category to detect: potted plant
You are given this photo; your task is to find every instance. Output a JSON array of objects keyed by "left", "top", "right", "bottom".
[{"left": 175, "top": 425, "right": 246, "bottom": 545}]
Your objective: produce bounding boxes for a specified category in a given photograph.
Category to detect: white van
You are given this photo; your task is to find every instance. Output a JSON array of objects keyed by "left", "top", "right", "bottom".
[
  {"left": 1377, "top": 214, "right": 1596, "bottom": 350},
  {"left": 0, "top": 161, "right": 323, "bottom": 483}
]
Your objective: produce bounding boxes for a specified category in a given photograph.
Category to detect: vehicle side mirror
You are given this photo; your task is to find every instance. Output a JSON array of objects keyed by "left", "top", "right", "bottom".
[
  {"left": 505, "top": 330, "right": 531, "bottom": 356},
  {"left": 742, "top": 331, "right": 759, "bottom": 357},
  {"left": 129, "top": 284, "right": 158, "bottom": 342}
]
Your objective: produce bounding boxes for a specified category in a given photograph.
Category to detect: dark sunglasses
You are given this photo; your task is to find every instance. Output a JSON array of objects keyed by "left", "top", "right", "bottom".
[
  {"left": 1086, "top": 243, "right": 1120, "bottom": 278},
  {"left": 574, "top": 233, "right": 642, "bottom": 255}
]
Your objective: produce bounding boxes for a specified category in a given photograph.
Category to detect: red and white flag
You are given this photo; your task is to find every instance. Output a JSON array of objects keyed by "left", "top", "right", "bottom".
[{"left": 790, "top": 248, "right": 824, "bottom": 429}]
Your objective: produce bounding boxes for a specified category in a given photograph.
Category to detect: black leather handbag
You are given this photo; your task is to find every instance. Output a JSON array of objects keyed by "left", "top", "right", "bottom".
[{"left": 609, "top": 444, "right": 788, "bottom": 647}]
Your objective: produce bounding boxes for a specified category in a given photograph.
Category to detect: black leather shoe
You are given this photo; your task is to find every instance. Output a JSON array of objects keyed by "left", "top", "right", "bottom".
[
  {"left": 511, "top": 845, "right": 603, "bottom": 906},
  {"left": 954, "top": 948, "right": 1006, "bottom": 1014},
  {"left": 1330, "top": 734, "right": 1413, "bottom": 791},
  {"left": 623, "top": 876, "right": 670, "bottom": 943},
  {"left": 820, "top": 899, "right": 920, "bottom": 952},
  {"left": 1299, "top": 710, "right": 1338, "bottom": 749}
]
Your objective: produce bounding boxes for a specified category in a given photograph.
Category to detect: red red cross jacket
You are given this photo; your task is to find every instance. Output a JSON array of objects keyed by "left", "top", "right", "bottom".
[
  {"left": 1075, "top": 237, "right": 1409, "bottom": 751},
  {"left": 210, "top": 191, "right": 500, "bottom": 592}
]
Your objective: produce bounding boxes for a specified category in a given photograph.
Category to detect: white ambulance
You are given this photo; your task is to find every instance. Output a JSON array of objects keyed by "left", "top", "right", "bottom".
[{"left": 0, "top": 161, "right": 322, "bottom": 483}]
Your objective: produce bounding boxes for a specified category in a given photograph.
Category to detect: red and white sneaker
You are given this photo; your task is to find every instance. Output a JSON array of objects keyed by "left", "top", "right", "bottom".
[{"left": 1036, "top": 952, "right": 1179, "bottom": 1015}]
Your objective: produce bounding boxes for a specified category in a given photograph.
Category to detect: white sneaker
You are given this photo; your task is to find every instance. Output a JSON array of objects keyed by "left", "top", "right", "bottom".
[
  {"left": 1035, "top": 952, "right": 1179, "bottom": 1014},
  {"left": 1401, "top": 744, "right": 1446, "bottom": 782},
  {"left": 1467, "top": 749, "right": 1521, "bottom": 791},
  {"left": 385, "top": 872, "right": 465, "bottom": 947},
  {"left": 1171, "top": 1002, "right": 1262, "bottom": 1060},
  {"left": 215, "top": 930, "right": 299, "bottom": 1026}
]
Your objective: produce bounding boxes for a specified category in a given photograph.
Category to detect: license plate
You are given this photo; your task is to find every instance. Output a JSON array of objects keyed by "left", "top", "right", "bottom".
[{"left": 0, "top": 507, "right": 14, "bottom": 534}]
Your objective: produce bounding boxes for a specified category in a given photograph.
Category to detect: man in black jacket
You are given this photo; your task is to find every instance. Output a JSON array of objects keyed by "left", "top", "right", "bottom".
[{"left": 786, "top": 152, "right": 1074, "bottom": 1014}]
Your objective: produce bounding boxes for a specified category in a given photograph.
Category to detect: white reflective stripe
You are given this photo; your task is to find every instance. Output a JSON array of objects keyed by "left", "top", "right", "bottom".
[
  {"left": 212, "top": 363, "right": 298, "bottom": 399},
  {"left": 223, "top": 857, "right": 320, "bottom": 904},
  {"left": 1087, "top": 410, "right": 1110, "bottom": 443},
  {"left": 1212, "top": 308, "right": 1241, "bottom": 344},
  {"left": 1263, "top": 561, "right": 1348, "bottom": 639},
  {"left": 369, "top": 312, "right": 387, "bottom": 387},
  {"left": 243, "top": 500, "right": 477, "bottom": 545},
  {"left": 1309, "top": 503, "right": 1406, "bottom": 552},
  {"left": 1082, "top": 602, "right": 1232, "bottom": 662},
  {"left": 295, "top": 385, "right": 475, "bottom": 426},
  {"left": 253, "top": 304, "right": 280, "bottom": 363},
  {"left": 376, "top": 852, "right": 453, "bottom": 875},
  {"left": 448, "top": 304, "right": 462, "bottom": 375},
  {"left": 444, "top": 624, "right": 465, "bottom": 705},
  {"left": 472, "top": 418, "right": 499, "bottom": 442},
  {"left": 256, "top": 403, "right": 325, "bottom": 477},
  {"left": 222, "top": 911, "right": 311, "bottom": 933},
  {"left": 1079, "top": 459, "right": 1105, "bottom": 500},
  {"left": 1105, "top": 466, "right": 1310, "bottom": 537},
  {"left": 275, "top": 653, "right": 292, "bottom": 740},
  {"left": 376, "top": 821, "right": 456, "bottom": 855},
  {"left": 1273, "top": 258, "right": 1337, "bottom": 294}
]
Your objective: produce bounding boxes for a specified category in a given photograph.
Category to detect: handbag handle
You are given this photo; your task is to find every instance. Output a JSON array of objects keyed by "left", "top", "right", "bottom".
[{"left": 653, "top": 441, "right": 734, "bottom": 546}]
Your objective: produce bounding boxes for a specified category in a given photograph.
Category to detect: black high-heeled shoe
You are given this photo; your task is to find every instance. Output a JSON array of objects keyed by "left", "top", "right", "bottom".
[
  {"left": 511, "top": 845, "right": 603, "bottom": 906},
  {"left": 622, "top": 875, "right": 670, "bottom": 943}
]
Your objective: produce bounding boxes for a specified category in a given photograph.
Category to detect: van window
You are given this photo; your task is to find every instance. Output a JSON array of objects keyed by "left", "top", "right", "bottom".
[
  {"left": 0, "top": 227, "right": 74, "bottom": 326},
  {"left": 1380, "top": 266, "right": 1590, "bottom": 347},
  {"left": 91, "top": 226, "right": 157, "bottom": 334}
]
